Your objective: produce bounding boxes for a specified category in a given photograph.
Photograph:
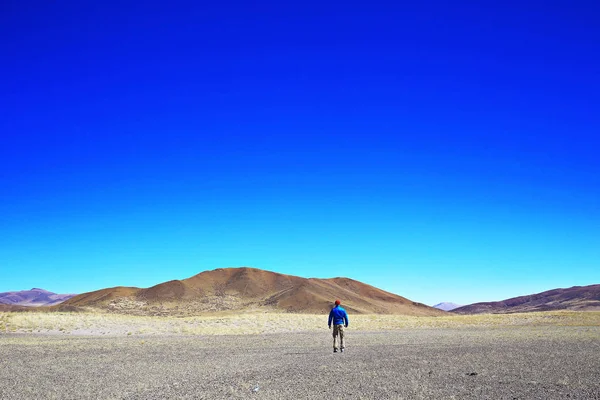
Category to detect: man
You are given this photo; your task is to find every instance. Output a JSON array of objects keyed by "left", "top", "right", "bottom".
[{"left": 328, "top": 299, "right": 349, "bottom": 353}]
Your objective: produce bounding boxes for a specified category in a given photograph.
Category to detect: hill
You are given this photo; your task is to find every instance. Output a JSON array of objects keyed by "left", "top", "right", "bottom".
[
  {"left": 0, "top": 288, "right": 77, "bottom": 307},
  {"left": 433, "top": 302, "right": 461, "bottom": 311},
  {"left": 0, "top": 304, "right": 30, "bottom": 312},
  {"left": 64, "top": 267, "right": 444, "bottom": 316},
  {"left": 452, "top": 284, "right": 600, "bottom": 314}
]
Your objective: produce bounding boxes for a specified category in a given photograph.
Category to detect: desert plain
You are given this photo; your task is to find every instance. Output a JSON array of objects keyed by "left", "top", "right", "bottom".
[{"left": 1, "top": 311, "right": 599, "bottom": 399}]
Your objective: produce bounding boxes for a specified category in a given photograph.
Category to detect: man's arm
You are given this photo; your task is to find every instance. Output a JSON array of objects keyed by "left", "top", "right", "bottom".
[
  {"left": 328, "top": 310, "right": 333, "bottom": 328},
  {"left": 344, "top": 310, "right": 349, "bottom": 327}
]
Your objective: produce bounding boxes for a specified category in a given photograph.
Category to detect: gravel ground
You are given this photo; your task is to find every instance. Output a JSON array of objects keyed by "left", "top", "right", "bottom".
[{"left": 1, "top": 326, "right": 599, "bottom": 399}]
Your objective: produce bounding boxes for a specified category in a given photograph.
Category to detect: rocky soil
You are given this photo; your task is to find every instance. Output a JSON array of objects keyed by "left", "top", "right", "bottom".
[{"left": 1, "top": 326, "right": 599, "bottom": 399}]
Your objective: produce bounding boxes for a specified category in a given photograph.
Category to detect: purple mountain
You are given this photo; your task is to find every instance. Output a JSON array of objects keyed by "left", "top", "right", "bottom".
[
  {"left": 452, "top": 284, "right": 600, "bottom": 314},
  {"left": 433, "top": 302, "right": 462, "bottom": 311},
  {"left": 0, "top": 288, "right": 77, "bottom": 307}
]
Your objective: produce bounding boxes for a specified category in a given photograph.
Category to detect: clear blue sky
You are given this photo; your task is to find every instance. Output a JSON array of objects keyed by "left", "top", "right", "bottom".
[{"left": 1, "top": 1, "right": 599, "bottom": 305}]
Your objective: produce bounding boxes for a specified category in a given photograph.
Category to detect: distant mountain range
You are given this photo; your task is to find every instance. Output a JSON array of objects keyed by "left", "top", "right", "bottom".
[
  {"left": 433, "top": 302, "right": 462, "bottom": 311},
  {"left": 452, "top": 284, "right": 600, "bottom": 314},
  {"left": 3, "top": 275, "right": 598, "bottom": 316},
  {"left": 63, "top": 267, "right": 445, "bottom": 316},
  {"left": 0, "top": 288, "right": 77, "bottom": 307}
]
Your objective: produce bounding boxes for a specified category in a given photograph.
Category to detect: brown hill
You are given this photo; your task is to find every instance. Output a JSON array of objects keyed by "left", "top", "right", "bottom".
[
  {"left": 452, "top": 284, "right": 600, "bottom": 314},
  {"left": 64, "top": 267, "right": 445, "bottom": 316},
  {"left": 0, "top": 304, "right": 30, "bottom": 312}
]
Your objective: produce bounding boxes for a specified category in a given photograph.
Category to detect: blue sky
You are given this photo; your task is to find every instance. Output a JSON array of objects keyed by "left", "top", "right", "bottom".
[{"left": 1, "top": 1, "right": 599, "bottom": 305}]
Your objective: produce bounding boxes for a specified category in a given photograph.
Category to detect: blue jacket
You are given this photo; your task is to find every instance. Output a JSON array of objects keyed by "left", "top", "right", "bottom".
[{"left": 328, "top": 305, "right": 349, "bottom": 327}]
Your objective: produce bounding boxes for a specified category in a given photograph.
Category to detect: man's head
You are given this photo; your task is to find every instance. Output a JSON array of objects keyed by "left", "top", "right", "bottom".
[{"left": 335, "top": 299, "right": 341, "bottom": 306}]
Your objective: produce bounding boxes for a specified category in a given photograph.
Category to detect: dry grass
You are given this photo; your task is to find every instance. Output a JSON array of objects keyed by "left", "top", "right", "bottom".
[{"left": 1, "top": 310, "right": 599, "bottom": 336}]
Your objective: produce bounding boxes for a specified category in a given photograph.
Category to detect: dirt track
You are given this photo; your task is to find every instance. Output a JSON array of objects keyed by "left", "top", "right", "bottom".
[{"left": 1, "top": 327, "right": 599, "bottom": 399}]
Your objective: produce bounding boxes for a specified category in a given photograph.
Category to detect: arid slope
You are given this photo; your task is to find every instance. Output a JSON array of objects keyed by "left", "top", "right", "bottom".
[
  {"left": 63, "top": 267, "right": 444, "bottom": 316},
  {"left": 453, "top": 284, "right": 600, "bottom": 314}
]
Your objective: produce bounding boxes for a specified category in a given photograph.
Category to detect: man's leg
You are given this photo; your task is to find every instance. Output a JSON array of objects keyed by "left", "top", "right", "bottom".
[
  {"left": 339, "top": 325, "right": 345, "bottom": 350},
  {"left": 332, "top": 325, "right": 339, "bottom": 351}
]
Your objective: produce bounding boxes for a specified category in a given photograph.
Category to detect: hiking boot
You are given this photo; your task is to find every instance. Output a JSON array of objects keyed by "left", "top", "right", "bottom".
[
  {"left": 333, "top": 348, "right": 338, "bottom": 353},
  {"left": 340, "top": 348, "right": 344, "bottom": 353}
]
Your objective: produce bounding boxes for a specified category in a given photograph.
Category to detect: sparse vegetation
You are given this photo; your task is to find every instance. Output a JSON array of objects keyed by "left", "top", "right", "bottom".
[
  {"left": 0, "top": 314, "right": 7, "bottom": 332},
  {"left": 0, "top": 310, "right": 598, "bottom": 336}
]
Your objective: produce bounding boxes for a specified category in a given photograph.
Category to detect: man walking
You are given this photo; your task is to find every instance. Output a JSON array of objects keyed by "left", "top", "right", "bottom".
[{"left": 328, "top": 299, "right": 349, "bottom": 353}]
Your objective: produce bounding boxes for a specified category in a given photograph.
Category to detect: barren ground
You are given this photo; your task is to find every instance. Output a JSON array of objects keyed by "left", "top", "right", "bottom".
[{"left": 1, "top": 322, "right": 599, "bottom": 399}]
